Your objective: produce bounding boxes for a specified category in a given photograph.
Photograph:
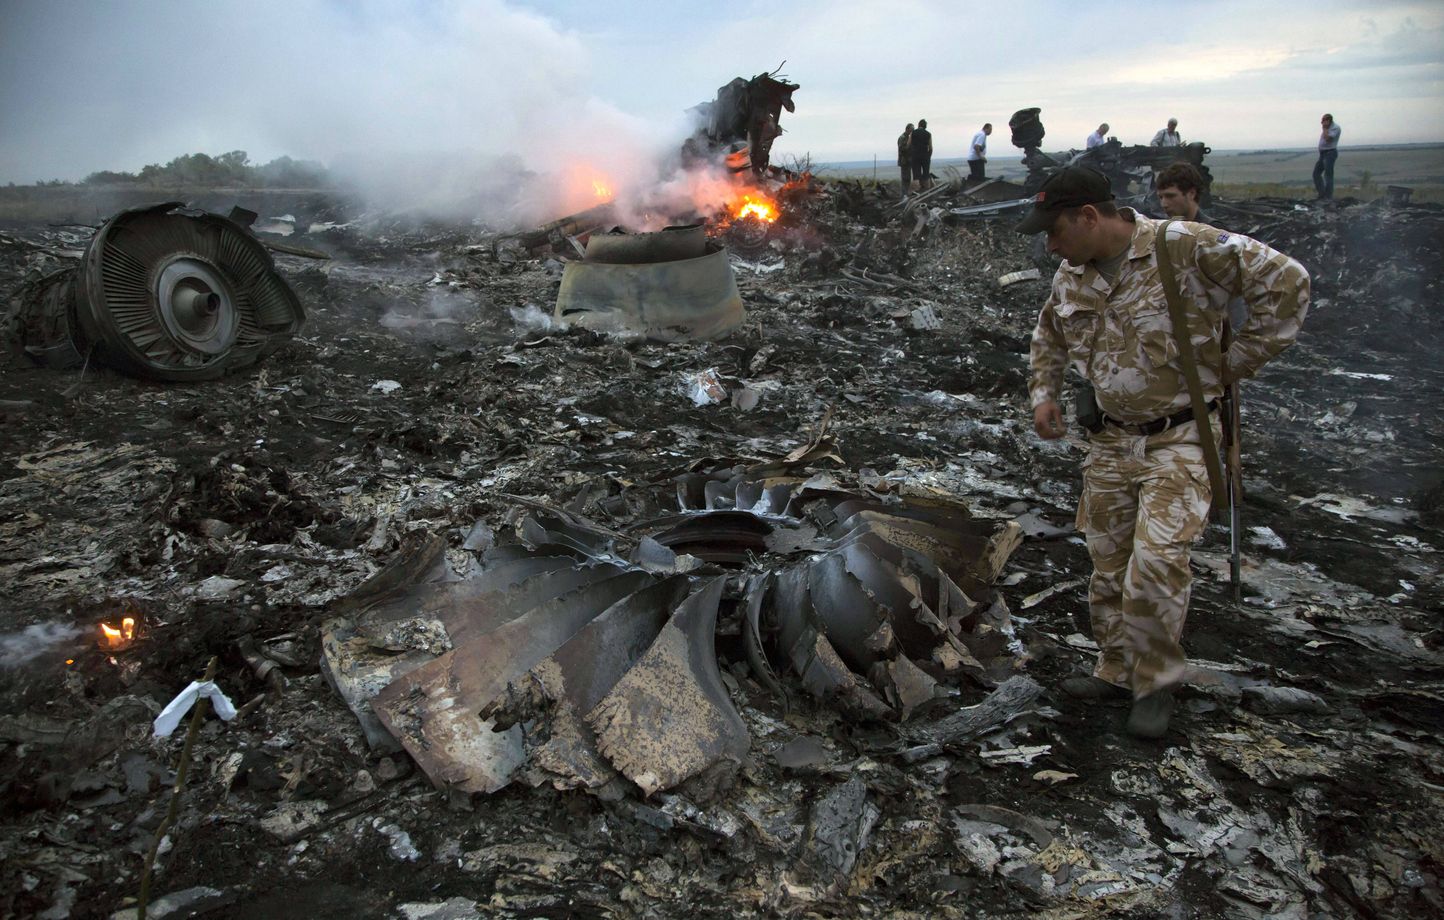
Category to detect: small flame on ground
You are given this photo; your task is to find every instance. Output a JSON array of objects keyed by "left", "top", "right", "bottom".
[{"left": 99, "top": 616, "right": 137, "bottom": 649}]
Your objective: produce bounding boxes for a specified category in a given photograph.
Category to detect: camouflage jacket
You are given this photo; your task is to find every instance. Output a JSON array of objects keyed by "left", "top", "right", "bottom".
[{"left": 1029, "top": 210, "right": 1310, "bottom": 424}]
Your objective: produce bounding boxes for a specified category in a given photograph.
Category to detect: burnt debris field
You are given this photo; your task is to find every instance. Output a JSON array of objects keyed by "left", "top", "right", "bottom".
[{"left": 1, "top": 176, "right": 1442, "bottom": 919}]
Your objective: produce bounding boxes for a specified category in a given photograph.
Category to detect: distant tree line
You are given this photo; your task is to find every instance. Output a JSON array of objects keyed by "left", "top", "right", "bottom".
[{"left": 74, "top": 151, "right": 333, "bottom": 188}]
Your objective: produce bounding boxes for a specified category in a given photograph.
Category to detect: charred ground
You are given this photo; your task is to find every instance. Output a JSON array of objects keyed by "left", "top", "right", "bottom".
[{"left": 0, "top": 185, "right": 1441, "bottom": 918}]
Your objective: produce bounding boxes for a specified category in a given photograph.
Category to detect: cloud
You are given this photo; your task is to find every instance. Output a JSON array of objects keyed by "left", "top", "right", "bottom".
[{"left": 0, "top": 0, "right": 1440, "bottom": 194}]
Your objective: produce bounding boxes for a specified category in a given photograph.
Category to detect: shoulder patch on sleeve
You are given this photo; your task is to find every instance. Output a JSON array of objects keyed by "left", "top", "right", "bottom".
[{"left": 1216, "top": 232, "right": 1230, "bottom": 244}]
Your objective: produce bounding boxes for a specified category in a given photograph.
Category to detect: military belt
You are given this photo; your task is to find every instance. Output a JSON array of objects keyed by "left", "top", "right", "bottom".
[{"left": 1105, "top": 399, "right": 1218, "bottom": 437}]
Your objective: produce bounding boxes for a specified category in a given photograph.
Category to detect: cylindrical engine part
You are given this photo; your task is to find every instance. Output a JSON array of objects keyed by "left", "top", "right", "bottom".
[
  {"left": 13, "top": 201, "right": 306, "bottom": 381},
  {"left": 584, "top": 224, "right": 707, "bottom": 264}
]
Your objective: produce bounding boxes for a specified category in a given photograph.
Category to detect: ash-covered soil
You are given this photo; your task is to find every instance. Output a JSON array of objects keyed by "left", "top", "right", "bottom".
[{"left": 0, "top": 188, "right": 1441, "bottom": 919}]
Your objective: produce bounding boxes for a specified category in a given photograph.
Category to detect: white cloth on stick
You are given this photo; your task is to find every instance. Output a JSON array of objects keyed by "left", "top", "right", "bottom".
[{"left": 153, "top": 680, "right": 237, "bottom": 737}]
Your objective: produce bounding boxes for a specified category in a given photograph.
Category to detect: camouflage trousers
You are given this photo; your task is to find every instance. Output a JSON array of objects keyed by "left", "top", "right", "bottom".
[{"left": 1074, "top": 418, "right": 1217, "bottom": 698}]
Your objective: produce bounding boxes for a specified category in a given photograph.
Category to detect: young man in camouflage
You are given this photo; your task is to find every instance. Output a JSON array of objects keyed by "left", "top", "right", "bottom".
[{"left": 1018, "top": 167, "right": 1309, "bottom": 737}]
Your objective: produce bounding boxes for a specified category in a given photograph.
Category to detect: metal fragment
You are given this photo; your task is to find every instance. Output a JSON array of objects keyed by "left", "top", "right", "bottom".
[
  {"left": 587, "top": 577, "right": 749, "bottom": 796},
  {"left": 555, "top": 241, "right": 745, "bottom": 341},
  {"left": 800, "top": 776, "right": 878, "bottom": 881},
  {"left": 486, "top": 577, "right": 692, "bottom": 790},
  {"left": 373, "top": 569, "right": 654, "bottom": 793}
]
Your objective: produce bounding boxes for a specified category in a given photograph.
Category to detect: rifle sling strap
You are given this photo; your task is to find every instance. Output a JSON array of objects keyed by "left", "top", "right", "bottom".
[{"left": 1154, "top": 220, "right": 1228, "bottom": 518}]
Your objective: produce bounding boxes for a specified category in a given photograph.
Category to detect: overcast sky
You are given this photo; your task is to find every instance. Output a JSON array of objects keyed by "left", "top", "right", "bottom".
[{"left": 1, "top": 0, "right": 1441, "bottom": 185}]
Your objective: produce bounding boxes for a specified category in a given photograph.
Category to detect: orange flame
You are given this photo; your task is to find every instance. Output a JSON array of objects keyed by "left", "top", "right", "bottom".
[
  {"left": 733, "top": 193, "right": 778, "bottom": 223},
  {"left": 592, "top": 179, "right": 613, "bottom": 200},
  {"left": 99, "top": 616, "right": 137, "bottom": 649}
]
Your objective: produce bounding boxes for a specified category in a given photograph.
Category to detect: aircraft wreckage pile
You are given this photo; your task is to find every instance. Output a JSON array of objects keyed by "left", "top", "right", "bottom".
[
  {"left": 0, "top": 173, "right": 1442, "bottom": 919},
  {"left": 324, "top": 462, "right": 1022, "bottom": 799}
]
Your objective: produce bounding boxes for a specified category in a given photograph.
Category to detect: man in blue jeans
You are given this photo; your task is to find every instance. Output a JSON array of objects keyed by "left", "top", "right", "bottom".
[{"left": 1314, "top": 113, "right": 1341, "bottom": 200}]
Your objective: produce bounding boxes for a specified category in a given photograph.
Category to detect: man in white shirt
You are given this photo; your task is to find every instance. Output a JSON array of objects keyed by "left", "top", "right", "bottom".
[
  {"left": 1150, "top": 118, "right": 1181, "bottom": 147},
  {"left": 1313, "top": 114, "right": 1342, "bottom": 201},
  {"left": 968, "top": 123, "right": 992, "bottom": 181},
  {"left": 1086, "top": 123, "right": 1109, "bottom": 149}
]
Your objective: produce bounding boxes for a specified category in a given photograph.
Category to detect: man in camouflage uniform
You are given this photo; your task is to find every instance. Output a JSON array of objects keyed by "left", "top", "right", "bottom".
[
  {"left": 898, "top": 123, "right": 915, "bottom": 198},
  {"left": 1019, "top": 167, "right": 1309, "bottom": 737}
]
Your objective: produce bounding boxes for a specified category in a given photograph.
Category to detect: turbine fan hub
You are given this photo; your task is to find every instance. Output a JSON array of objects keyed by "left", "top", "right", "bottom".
[
  {"left": 8, "top": 201, "right": 309, "bottom": 381},
  {"left": 156, "top": 257, "right": 239, "bottom": 355}
]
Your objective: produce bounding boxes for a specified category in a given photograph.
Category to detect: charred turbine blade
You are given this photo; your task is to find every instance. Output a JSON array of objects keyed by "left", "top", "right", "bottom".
[
  {"left": 772, "top": 556, "right": 900, "bottom": 721},
  {"left": 491, "top": 577, "right": 693, "bottom": 790},
  {"left": 373, "top": 570, "right": 653, "bottom": 794},
  {"left": 320, "top": 617, "right": 433, "bottom": 753},
  {"left": 741, "top": 572, "right": 787, "bottom": 705},
  {"left": 332, "top": 533, "right": 454, "bottom": 615},
  {"left": 770, "top": 565, "right": 813, "bottom": 666},
  {"left": 806, "top": 551, "right": 896, "bottom": 672},
  {"left": 734, "top": 479, "right": 765, "bottom": 513},
  {"left": 871, "top": 655, "right": 938, "bottom": 718},
  {"left": 520, "top": 511, "right": 617, "bottom": 559},
  {"left": 360, "top": 559, "right": 627, "bottom": 651},
  {"left": 650, "top": 511, "right": 772, "bottom": 564},
  {"left": 834, "top": 510, "right": 1021, "bottom": 596},
  {"left": 588, "top": 577, "right": 749, "bottom": 796},
  {"left": 787, "top": 626, "right": 893, "bottom": 722},
  {"left": 829, "top": 535, "right": 980, "bottom": 677}
]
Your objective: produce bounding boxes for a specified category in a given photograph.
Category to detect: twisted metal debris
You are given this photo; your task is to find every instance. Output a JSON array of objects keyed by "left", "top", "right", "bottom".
[{"left": 323, "top": 462, "right": 1022, "bottom": 798}]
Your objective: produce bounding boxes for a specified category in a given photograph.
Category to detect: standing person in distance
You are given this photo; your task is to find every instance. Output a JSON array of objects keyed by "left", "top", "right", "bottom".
[
  {"left": 1314, "top": 114, "right": 1341, "bottom": 201},
  {"left": 911, "top": 119, "right": 934, "bottom": 191},
  {"left": 1086, "top": 123, "right": 1110, "bottom": 149},
  {"left": 1151, "top": 118, "right": 1182, "bottom": 147},
  {"left": 898, "top": 123, "right": 915, "bottom": 198},
  {"left": 968, "top": 123, "right": 992, "bottom": 182},
  {"left": 1156, "top": 163, "right": 1212, "bottom": 225}
]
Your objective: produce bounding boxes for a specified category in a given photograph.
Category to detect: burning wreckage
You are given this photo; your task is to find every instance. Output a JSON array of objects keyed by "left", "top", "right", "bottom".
[
  {"left": 1007, "top": 107, "right": 1214, "bottom": 202},
  {"left": 3, "top": 74, "right": 1444, "bottom": 920},
  {"left": 501, "top": 71, "right": 804, "bottom": 341}
]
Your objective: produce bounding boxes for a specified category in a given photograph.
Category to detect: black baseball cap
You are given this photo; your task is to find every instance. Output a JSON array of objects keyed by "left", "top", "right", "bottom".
[{"left": 1015, "top": 167, "right": 1114, "bottom": 234}]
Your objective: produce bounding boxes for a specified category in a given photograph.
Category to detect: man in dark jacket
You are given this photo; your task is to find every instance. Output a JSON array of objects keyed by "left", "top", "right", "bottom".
[
  {"left": 1156, "top": 163, "right": 1212, "bottom": 225},
  {"left": 911, "top": 119, "right": 934, "bottom": 190}
]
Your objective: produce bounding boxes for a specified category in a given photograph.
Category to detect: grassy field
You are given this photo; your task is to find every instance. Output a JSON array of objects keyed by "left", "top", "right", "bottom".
[
  {"left": 1207, "top": 144, "right": 1444, "bottom": 186},
  {"left": 818, "top": 144, "right": 1444, "bottom": 203},
  {"left": 1207, "top": 144, "right": 1444, "bottom": 203}
]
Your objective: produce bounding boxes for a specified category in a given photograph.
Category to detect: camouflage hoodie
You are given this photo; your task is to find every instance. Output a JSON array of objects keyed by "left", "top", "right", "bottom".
[{"left": 1029, "top": 210, "right": 1310, "bottom": 425}]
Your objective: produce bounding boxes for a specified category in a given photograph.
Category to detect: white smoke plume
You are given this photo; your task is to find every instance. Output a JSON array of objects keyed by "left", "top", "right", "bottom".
[
  {"left": 0, "top": 622, "right": 83, "bottom": 669},
  {"left": 0, "top": 1, "right": 702, "bottom": 227}
]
